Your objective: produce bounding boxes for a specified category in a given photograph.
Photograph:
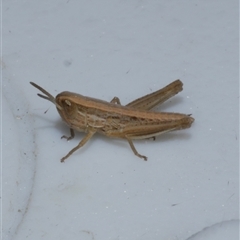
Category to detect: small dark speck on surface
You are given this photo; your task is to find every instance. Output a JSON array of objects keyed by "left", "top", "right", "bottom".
[{"left": 63, "top": 60, "right": 72, "bottom": 67}]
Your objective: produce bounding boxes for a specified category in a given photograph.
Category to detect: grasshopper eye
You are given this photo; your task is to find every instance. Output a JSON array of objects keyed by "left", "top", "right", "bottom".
[
  {"left": 65, "top": 100, "right": 71, "bottom": 106},
  {"left": 62, "top": 99, "right": 76, "bottom": 116}
]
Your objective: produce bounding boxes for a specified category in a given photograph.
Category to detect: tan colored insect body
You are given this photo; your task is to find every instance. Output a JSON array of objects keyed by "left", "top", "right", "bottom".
[{"left": 30, "top": 80, "right": 194, "bottom": 162}]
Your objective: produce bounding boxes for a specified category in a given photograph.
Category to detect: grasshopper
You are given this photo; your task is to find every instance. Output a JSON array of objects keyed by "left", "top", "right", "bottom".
[{"left": 30, "top": 80, "right": 194, "bottom": 162}]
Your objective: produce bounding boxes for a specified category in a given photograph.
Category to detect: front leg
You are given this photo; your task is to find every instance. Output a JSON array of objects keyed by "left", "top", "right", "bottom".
[
  {"left": 61, "top": 128, "right": 75, "bottom": 141},
  {"left": 61, "top": 129, "right": 96, "bottom": 162}
]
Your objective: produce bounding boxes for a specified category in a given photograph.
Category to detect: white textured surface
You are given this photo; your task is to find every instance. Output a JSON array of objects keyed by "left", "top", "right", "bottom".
[{"left": 2, "top": 1, "right": 239, "bottom": 240}]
